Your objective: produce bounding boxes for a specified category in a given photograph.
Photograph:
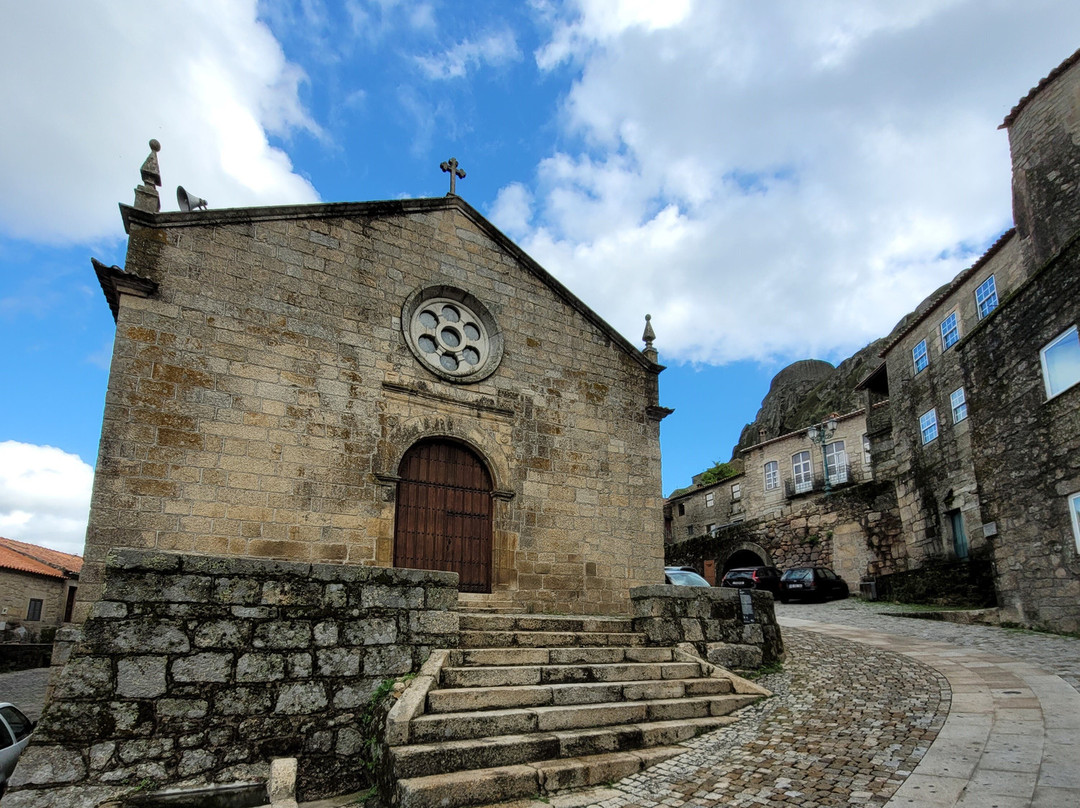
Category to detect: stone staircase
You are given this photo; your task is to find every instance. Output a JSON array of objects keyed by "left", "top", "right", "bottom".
[{"left": 385, "top": 612, "right": 764, "bottom": 808}]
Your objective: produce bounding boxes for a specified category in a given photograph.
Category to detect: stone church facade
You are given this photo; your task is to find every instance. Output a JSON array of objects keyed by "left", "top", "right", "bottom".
[{"left": 81, "top": 160, "right": 668, "bottom": 620}]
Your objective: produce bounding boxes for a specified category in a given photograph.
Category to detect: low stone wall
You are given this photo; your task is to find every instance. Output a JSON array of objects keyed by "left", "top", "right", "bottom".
[
  {"left": 5, "top": 550, "right": 459, "bottom": 808},
  {"left": 630, "top": 585, "right": 783, "bottom": 670}
]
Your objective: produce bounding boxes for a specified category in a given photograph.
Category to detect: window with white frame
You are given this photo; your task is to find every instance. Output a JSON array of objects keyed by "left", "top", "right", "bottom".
[
  {"left": 1070, "top": 492, "right": 1080, "bottom": 552},
  {"left": 912, "top": 339, "right": 928, "bottom": 373},
  {"left": 940, "top": 311, "right": 959, "bottom": 350},
  {"left": 26, "top": 598, "right": 43, "bottom": 621},
  {"left": 975, "top": 276, "right": 998, "bottom": 320},
  {"left": 792, "top": 451, "right": 813, "bottom": 493},
  {"left": 764, "top": 460, "right": 779, "bottom": 491},
  {"left": 920, "top": 409, "right": 938, "bottom": 444},
  {"left": 731, "top": 483, "right": 741, "bottom": 501},
  {"left": 825, "top": 440, "right": 848, "bottom": 484},
  {"left": 1040, "top": 325, "right": 1080, "bottom": 399},
  {"left": 862, "top": 434, "right": 871, "bottom": 465},
  {"left": 951, "top": 387, "right": 968, "bottom": 423},
  {"left": 706, "top": 523, "right": 717, "bottom": 536},
  {"left": 705, "top": 491, "right": 714, "bottom": 508}
]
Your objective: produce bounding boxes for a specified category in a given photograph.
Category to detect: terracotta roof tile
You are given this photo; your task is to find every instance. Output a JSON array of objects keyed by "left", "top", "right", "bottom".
[
  {"left": 0, "top": 536, "right": 83, "bottom": 577},
  {"left": 1001, "top": 47, "right": 1080, "bottom": 129}
]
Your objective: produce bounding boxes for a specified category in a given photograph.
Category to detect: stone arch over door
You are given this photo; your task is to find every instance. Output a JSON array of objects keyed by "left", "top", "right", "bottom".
[
  {"left": 721, "top": 541, "right": 774, "bottom": 573},
  {"left": 394, "top": 438, "right": 494, "bottom": 593}
]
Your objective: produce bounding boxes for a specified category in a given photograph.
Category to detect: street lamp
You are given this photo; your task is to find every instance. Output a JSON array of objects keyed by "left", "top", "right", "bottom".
[{"left": 807, "top": 416, "right": 839, "bottom": 494}]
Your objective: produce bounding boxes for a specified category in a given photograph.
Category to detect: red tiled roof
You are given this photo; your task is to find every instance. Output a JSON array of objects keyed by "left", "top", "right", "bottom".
[
  {"left": 0, "top": 536, "right": 83, "bottom": 578},
  {"left": 1001, "top": 47, "right": 1080, "bottom": 129}
]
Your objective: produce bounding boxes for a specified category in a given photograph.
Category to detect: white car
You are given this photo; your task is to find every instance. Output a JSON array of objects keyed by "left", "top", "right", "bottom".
[{"left": 0, "top": 703, "right": 34, "bottom": 797}]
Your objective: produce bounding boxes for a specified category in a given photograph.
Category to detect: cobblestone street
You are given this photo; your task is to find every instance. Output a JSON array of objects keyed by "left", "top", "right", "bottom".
[{"left": 0, "top": 667, "right": 50, "bottom": 722}]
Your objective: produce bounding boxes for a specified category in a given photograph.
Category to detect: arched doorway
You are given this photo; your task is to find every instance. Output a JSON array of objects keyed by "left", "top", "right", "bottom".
[
  {"left": 723, "top": 548, "right": 767, "bottom": 573},
  {"left": 394, "top": 439, "right": 493, "bottom": 593}
]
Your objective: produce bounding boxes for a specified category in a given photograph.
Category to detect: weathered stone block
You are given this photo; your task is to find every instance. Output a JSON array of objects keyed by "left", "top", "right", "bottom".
[
  {"left": 317, "top": 648, "right": 360, "bottom": 677},
  {"left": 116, "top": 656, "right": 167, "bottom": 699},
  {"left": 253, "top": 621, "right": 311, "bottom": 649},
  {"left": 275, "top": 682, "right": 329, "bottom": 714},
  {"left": 236, "top": 652, "right": 286, "bottom": 682},
  {"left": 53, "top": 657, "right": 113, "bottom": 699},
  {"left": 342, "top": 616, "right": 397, "bottom": 646},
  {"left": 363, "top": 645, "right": 412, "bottom": 676},
  {"left": 172, "top": 652, "right": 233, "bottom": 683},
  {"left": 8, "top": 746, "right": 87, "bottom": 786}
]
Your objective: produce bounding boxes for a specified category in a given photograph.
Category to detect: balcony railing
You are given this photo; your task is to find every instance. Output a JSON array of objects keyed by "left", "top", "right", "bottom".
[{"left": 783, "top": 463, "right": 858, "bottom": 498}]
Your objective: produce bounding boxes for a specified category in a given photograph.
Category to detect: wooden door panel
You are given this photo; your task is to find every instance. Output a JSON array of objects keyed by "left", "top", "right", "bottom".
[{"left": 394, "top": 440, "right": 492, "bottom": 592}]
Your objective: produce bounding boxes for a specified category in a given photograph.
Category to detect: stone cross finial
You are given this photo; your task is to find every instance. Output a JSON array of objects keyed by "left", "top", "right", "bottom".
[
  {"left": 642, "top": 314, "right": 658, "bottom": 363},
  {"left": 134, "top": 139, "right": 162, "bottom": 213},
  {"left": 440, "top": 157, "right": 466, "bottom": 196}
]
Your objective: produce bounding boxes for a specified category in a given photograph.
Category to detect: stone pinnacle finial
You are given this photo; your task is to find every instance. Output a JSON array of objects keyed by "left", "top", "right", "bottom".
[
  {"left": 134, "top": 139, "right": 162, "bottom": 213},
  {"left": 440, "top": 157, "right": 466, "bottom": 196},
  {"left": 642, "top": 314, "right": 658, "bottom": 363}
]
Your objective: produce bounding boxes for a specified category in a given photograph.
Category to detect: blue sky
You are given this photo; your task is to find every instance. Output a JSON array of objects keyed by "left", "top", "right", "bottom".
[{"left": 2, "top": 0, "right": 1079, "bottom": 554}]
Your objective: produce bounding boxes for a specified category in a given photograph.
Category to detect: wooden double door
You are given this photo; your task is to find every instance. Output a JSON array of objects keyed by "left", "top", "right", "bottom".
[{"left": 393, "top": 439, "right": 493, "bottom": 593}]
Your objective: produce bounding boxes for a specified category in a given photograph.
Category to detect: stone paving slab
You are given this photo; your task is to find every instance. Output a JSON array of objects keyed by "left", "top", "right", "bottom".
[
  {"left": 0, "top": 667, "right": 50, "bottom": 721},
  {"left": 495, "top": 627, "right": 949, "bottom": 808}
]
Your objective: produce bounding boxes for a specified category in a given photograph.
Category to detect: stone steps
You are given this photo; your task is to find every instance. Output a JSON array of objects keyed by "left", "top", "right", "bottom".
[
  {"left": 386, "top": 612, "right": 763, "bottom": 808},
  {"left": 426, "top": 676, "right": 733, "bottom": 713},
  {"left": 441, "top": 660, "right": 703, "bottom": 688}
]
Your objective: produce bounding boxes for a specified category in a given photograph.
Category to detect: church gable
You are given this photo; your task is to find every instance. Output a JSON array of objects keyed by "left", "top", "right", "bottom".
[{"left": 86, "top": 193, "right": 666, "bottom": 618}]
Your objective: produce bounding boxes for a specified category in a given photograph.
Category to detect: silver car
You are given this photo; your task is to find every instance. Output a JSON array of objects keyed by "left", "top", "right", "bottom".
[{"left": 0, "top": 703, "right": 34, "bottom": 797}]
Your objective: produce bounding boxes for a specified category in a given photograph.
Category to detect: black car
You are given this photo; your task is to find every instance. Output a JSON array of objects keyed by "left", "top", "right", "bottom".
[
  {"left": 779, "top": 567, "right": 850, "bottom": 602},
  {"left": 719, "top": 566, "right": 781, "bottom": 597},
  {"left": 664, "top": 566, "right": 712, "bottom": 587}
]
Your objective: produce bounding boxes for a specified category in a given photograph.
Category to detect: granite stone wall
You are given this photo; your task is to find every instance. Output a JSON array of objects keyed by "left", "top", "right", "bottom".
[
  {"left": 5, "top": 550, "right": 459, "bottom": 808},
  {"left": 666, "top": 481, "right": 906, "bottom": 587},
  {"left": 82, "top": 197, "right": 665, "bottom": 620},
  {"left": 960, "top": 234, "right": 1080, "bottom": 632},
  {"left": 630, "top": 585, "right": 783, "bottom": 669}
]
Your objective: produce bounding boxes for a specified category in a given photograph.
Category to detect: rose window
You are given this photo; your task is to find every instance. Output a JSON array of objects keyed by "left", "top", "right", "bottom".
[{"left": 403, "top": 289, "right": 502, "bottom": 382}]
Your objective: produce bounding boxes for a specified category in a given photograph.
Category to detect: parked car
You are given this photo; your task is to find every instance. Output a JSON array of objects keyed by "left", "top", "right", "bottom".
[
  {"left": 719, "top": 566, "right": 781, "bottom": 597},
  {"left": 664, "top": 566, "right": 712, "bottom": 587},
  {"left": 779, "top": 567, "right": 850, "bottom": 603},
  {"left": 0, "top": 703, "right": 35, "bottom": 797}
]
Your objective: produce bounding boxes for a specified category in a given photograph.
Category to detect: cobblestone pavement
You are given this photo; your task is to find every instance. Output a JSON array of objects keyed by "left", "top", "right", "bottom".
[
  {"left": 0, "top": 667, "right": 50, "bottom": 721},
  {"left": 775, "top": 599, "right": 1080, "bottom": 693},
  {"left": 503, "top": 628, "right": 950, "bottom": 808}
]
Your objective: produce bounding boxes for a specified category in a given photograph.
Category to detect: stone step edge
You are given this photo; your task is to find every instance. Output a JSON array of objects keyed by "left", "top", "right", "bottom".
[
  {"left": 390, "top": 716, "right": 738, "bottom": 778},
  {"left": 394, "top": 746, "right": 687, "bottom": 808},
  {"left": 441, "top": 660, "right": 702, "bottom": 682},
  {"left": 450, "top": 646, "right": 674, "bottom": 667},
  {"left": 425, "top": 676, "right": 732, "bottom": 713},
  {"left": 671, "top": 641, "right": 772, "bottom": 697},
  {"left": 410, "top": 693, "right": 760, "bottom": 733},
  {"left": 387, "top": 649, "right": 453, "bottom": 746}
]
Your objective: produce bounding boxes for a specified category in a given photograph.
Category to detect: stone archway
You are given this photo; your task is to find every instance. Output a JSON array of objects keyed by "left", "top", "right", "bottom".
[
  {"left": 721, "top": 541, "right": 774, "bottom": 573},
  {"left": 394, "top": 438, "right": 494, "bottom": 593}
]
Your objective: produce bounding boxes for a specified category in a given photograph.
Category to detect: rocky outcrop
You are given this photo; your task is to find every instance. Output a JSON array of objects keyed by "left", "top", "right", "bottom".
[{"left": 731, "top": 339, "right": 887, "bottom": 457}]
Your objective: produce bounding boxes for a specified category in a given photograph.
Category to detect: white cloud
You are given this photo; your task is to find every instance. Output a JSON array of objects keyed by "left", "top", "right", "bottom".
[
  {"left": 512, "top": 0, "right": 1080, "bottom": 365},
  {"left": 416, "top": 30, "right": 523, "bottom": 80},
  {"left": 0, "top": 0, "right": 321, "bottom": 245},
  {"left": 0, "top": 442, "right": 93, "bottom": 557}
]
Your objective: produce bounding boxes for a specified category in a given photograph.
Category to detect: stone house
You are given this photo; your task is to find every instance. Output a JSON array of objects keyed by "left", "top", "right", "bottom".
[
  {"left": 857, "top": 47, "right": 1080, "bottom": 628},
  {"left": 664, "top": 408, "right": 898, "bottom": 586},
  {"left": 0, "top": 537, "right": 82, "bottom": 635},
  {"left": 864, "top": 230, "right": 1029, "bottom": 566},
  {"left": 79, "top": 146, "right": 669, "bottom": 621}
]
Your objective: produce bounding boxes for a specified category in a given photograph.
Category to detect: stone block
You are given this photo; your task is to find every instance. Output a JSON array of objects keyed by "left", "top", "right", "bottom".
[
  {"left": 116, "top": 656, "right": 167, "bottom": 698},
  {"left": 172, "top": 652, "right": 233, "bottom": 683},
  {"left": 155, "top": 699, "right": 208, "bottom": 719},
  {"left": 275, "top": 682, "right": 328, "bottom": 714},
  {"left": 706, "top": 642, "right": 763, "bottom": 670},
  {"left": 342, "top": 616, "right": 397, "bottom": 646},
  {"left": 359, "top": 584, "right": 424, "bottom": 610},
  {"left": 215, "top": 687, "right": 273, "bottom": 716},
  {"left": 363, "top": 645, "right": 413, "bottom": 677},
  {"left": 236, "top": 652, "right": 286, "bottom": 682},
  {"left": 53, "top": 657, "right": 112, "bottom": 699},
  {"left": 253, "top": 621, "right": 311, "bottom": 649},
  {"left": 7, "top": 746, "right": 87, "bottom": 787},
  {"left": 194, "top": 620, "right": 249, "bottom": 648},
  {"left": 317, "top": 648, "right": 360, "bottom": 677}
]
